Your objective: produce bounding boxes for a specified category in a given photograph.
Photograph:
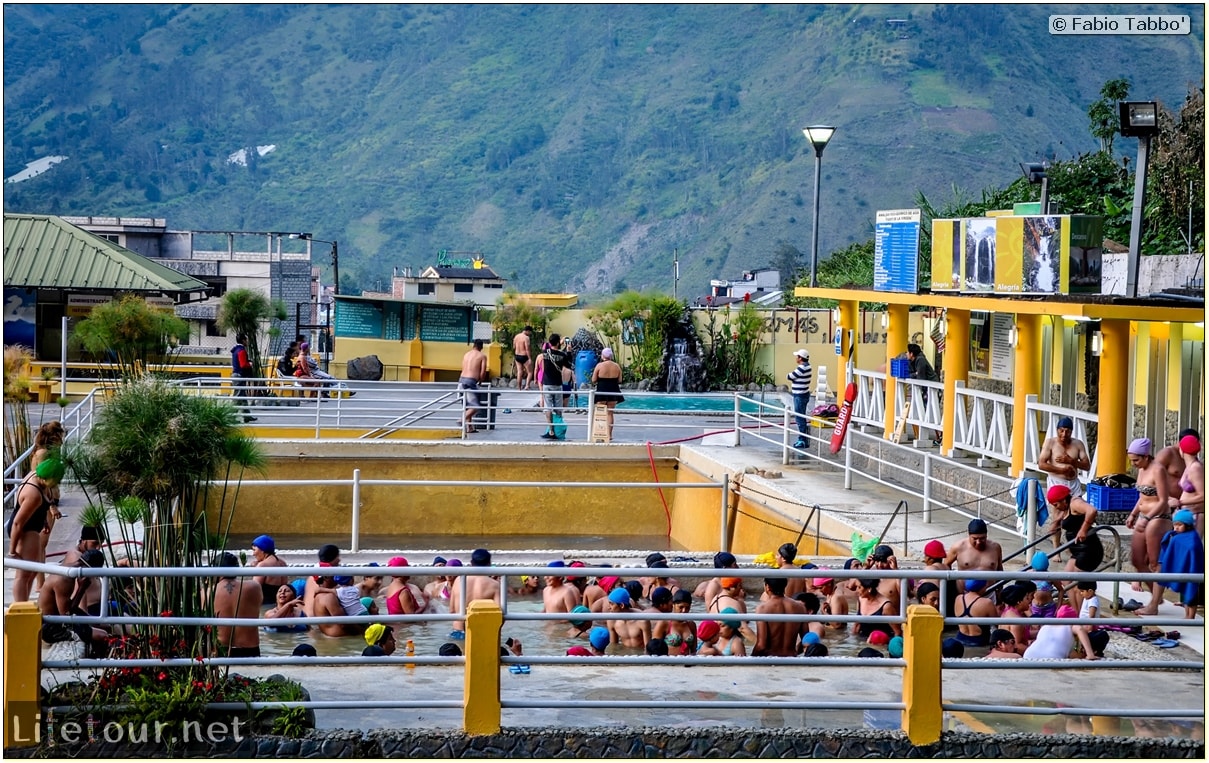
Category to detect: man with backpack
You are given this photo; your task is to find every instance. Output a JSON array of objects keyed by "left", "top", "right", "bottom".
[{"left": 231, "top": 334, "right": 257, "bottom": 423}]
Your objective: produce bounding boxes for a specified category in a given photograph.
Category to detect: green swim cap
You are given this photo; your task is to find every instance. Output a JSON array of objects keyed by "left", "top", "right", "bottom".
[
  {"left": 35, "top": 458, "right": 66, "bottom": 482},
  {"left": 720, "top": 606, "right": 741, "bottom": 631},
  {"left": 569, "top": 605, "right": 590, "bottom": 628}
]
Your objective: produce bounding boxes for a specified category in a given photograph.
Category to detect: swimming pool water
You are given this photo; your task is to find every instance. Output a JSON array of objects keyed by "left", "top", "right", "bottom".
[{"left": 615, "top": 395, "right": 770, "bottom": 413}]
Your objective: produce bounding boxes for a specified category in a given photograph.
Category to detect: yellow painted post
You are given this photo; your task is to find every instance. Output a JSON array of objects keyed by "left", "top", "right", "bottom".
[
  {"left": 462, "top": 600, "right": 503, "bottom": 735},
  {"left": 1010, "top": 314, "right": 1042, "bottom": 477},
  {"left": 1096, "top": 319, "right": 1131, "bottom": 476},
  {"left": 901, "top": 603, "right": 944, "bottom": 746},
  {"left": 4, "top": 603, "right": 43, "bottom": 748},
  {"left": 884, "top": 303, "right": 909, "bottom": 437},
  {"left": 941, "top": 309, "right": 969, "bottom": 457},
  {"left": 839, "top": 299, "right": 859, "bottom": 392}
]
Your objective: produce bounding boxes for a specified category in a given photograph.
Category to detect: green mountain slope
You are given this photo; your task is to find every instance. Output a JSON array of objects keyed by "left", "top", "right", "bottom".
[{"left": 3, "top": 4, "right": 1204, "bottom": 296}]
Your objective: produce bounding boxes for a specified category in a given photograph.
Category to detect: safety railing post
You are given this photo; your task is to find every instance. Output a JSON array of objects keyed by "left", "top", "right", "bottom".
[
  {"left": 902, "top": 603, "right": 944, "bottom": 746},
  {"left": 721, "top": 473, "right": 730, "bottom": 552},
  {"left": 314, "top": 388, "right": 323, "bottom": 439},
  {"left": 463, "top": 600, "right": 503, "bottom": 735},
  {"left": 351, "top": 468, "right": 362, "bottom": 553},
  {"left": 584, "top": 389, "right": 595, "bottom": 443},
  {"left": 922, "top": 453, "right": 932, "bottom": 523},
  {"left": 732, "top": 395, "right": 741, "bottom": 446},
  {"left": 782, "top": 405, "right": 791, "bottom": 466},
  {"left": 844, "top": 431, "right": 853, "bottom": 490},
  {"left": 4, "top": 602, "right": 43, "bottom": 748},
  {"left": 1026, "top": 482, "right": 1037, "bottom": 548}
]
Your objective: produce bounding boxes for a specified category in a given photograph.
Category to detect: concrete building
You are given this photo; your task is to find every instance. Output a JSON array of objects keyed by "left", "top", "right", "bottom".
[
  {"left": 694, "top": 266, "right": 783, "bottom": 307},
  {"left": 364, "top": 252, "right": 507, "bottom": 309},
  {"left": 61, "top": 216, "right": 318, "bottom": 357}
]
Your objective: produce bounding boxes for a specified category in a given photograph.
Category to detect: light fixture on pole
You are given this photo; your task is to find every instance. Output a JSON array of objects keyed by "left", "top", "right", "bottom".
[
  {"left": 1020, "top": 162, "right": 1049, "bottom": 214},
  {"left": 290, "top": 233, "right": 339, "bottom": 296},
  {"left": 1119, "top": 101, "right": 1160, "bottom": 299},
  {"left": 1007, "top": 323, "right": 1019, "bottom": 348},
  {"left": 802, "top": 125, "right": 836, "bottom": 289},
  {"left": 1090, "top": 330, "right": 1104, "bottom": 356}
]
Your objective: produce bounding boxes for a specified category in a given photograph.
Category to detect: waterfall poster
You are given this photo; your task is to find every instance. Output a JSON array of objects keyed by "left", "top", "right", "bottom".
[{"left": 3, "top": 287, "right": 36, "bottom": 349}]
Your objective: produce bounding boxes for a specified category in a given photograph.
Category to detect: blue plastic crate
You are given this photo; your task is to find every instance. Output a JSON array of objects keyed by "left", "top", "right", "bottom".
[
  {"left": 890, "top": 358, "right": 912, "bottom": 379},
  {"left": 1086, "top": 483, "right": 1138, "bottom": 512}
]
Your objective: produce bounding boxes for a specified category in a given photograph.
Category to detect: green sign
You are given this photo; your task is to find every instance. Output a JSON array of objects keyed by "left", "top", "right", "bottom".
[
  {"left": 383, "top": 302, "right": 402, "bottom": 341},
  {"left": 436, "top": 249, "right": 476, "bottom": 269},
  {"left": 334, "top": 300, "right": 383, "bottom": 338},
  {"left": 419, "top": 304, "right": 471, "bottom": 343},
  {"left": 403, "top": 303, "right": 418, "bottom": 340}
]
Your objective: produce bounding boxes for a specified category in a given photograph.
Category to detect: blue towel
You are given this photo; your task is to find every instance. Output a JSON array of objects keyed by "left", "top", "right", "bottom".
[
  {"left": 1014, "top": 478, "right": 1049, "bottom": 528},
  {"left": 1159, "top": 529, "right": 1204, "bottom": 603}
]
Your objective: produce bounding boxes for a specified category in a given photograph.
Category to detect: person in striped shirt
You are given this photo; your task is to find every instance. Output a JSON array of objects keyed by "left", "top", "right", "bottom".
[{"left": 787, "top": 349, "right": 813, "bottom": 449}]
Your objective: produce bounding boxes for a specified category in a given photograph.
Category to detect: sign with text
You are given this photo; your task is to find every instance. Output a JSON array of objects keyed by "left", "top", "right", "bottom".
[
  {"left": 873, "top": 209, "right": 921, "bottom": 293},
  {"left": 333, "top": 299, "right": 383, "bottom": 338},
  {"left": 418, "top": 304, "right": 472, "bottom": 343},
  {"left": 990, "top": 313, "right": 1015, "bottom": 382}
]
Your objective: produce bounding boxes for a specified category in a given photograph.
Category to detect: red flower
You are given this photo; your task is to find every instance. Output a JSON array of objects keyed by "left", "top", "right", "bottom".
[
  {"left": 160, "top": 610, "right": 173, "bottom": 617},
  {"left": 157, "top": 672, "right": 167, "bottom": 681}
]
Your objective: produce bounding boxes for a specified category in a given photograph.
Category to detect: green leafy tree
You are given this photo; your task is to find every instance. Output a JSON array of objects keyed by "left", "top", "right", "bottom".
[
  {"left": 587, "top": 291, "right": 683, "bottom": 381},
  {"left": 216, "top": 288, "right": 288, "bottom": 376},
  {"left": 1087, "top": 78, "right": 1131, "bottom": 154},
  {"left": 71, "top": 294, "right": 190, "bottom": 382},
  {"left": 1147, "top": 86, "right": 1205, "bottom": 253},
  {"left": 491, "top": 292, "right": 550, "bottom": 373}
]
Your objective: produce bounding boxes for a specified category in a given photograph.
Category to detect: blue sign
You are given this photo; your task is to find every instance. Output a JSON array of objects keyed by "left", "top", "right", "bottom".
[{"left": 873, "top": 209, "right": 921, "bottom": 293}]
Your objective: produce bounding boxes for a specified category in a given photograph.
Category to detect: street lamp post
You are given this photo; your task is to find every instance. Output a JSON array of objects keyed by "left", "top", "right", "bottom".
[
  {"left": 802, "top": 125, "right": 836, "bottom": 288},
  {"left": 291, "top": 233, "right": 338, "bottom": 295},
  {"left": 1118, "top": 101, "right": 1160, "bottom": 299}
]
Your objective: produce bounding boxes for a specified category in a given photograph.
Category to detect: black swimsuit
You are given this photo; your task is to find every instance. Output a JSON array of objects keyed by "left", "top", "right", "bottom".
[
  {"left": 856, "top": 600, "right": 894, "bottom": 637},
  {"left": 1062, "top": 513, "right": 1104, "bottom": 572},
  {"left": 15, "top": 478, "right": 49, "bottom": 534}
]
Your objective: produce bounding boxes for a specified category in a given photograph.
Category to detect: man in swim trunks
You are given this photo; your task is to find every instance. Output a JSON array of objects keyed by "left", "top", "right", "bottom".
[
  {"left": 513, "top": 326, "right": 533, "bottom": 391},
  {"left": 449, "top": 548, "right": 501, "bottom": 637},
  {"left": 606, "top": 587, "right": 650, "bottom": 648},
  {"left": 944, "top": 519, "right": 1004, "bottom": 580},
  {"left": 1038, "top": 416, "right": 1091, "bottom": 499},
  {"left": 752, "top": 577, "right": 807, "bottom": 657},
  {"left": 541, "top": 561, "right": 582, "bottom": 616},
  {"left": 250, "top": 534, "right": 290, "bottom": 602},
  {"left": 311, "top": 570, "right": 365, "bottom": 637},
  {"left": 205, "top": 552, "right": 263, "bottom": 657},
  {"left": 459, "top": 339, "right": 489, "bottom": 433},
  {"left": 1125, "top": 438, "right": 1173, "bottom": 615}
]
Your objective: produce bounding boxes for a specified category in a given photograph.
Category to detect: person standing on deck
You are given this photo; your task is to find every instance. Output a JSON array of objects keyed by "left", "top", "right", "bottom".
[
  {"left": 787, "top": 349, "right": 813, "bottom": 449},
  {"left": 1038, "top": 416, "right": 1091, "bottom": 499}
]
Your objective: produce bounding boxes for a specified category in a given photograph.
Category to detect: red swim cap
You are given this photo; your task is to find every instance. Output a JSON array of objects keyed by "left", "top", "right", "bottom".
[{"left": 1046, "top": 485, "right": 1071, "bottom": 504}]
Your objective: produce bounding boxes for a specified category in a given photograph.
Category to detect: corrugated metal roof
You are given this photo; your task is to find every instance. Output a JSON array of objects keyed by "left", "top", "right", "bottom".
[{"left": 3, "top": 213, "right": 209, "bottom": 296}]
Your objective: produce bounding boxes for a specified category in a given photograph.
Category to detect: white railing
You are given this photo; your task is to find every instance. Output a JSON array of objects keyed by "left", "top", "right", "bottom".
[
  {"left": 893, "top": 377, "right": 944, "bottom": 437},
  {"left": 951, "top": 381, "right": 1014, "bottom": 464},
  {"left": 850, "top": 369, "right": 886, "bottom": 429},
  {"left": 1023, "top": 395, "right": 1099, "bottom": 479}
]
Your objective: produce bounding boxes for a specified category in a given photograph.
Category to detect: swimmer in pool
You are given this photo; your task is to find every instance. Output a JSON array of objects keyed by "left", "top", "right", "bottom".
[
  {"left": 644, "top": 586, "right": 674, "bottom": 640},
  {"left": 605, "top": 588, "right": 650, "bottom": 648},
  {"left": 667, "top": 589, "right": 698, "bottom": 655},
  {"left": 541, "top": 561, "right": 582, "bottom": 616},
  {"left": 264, "top": 584, "right": 308, "bottom": 632}
]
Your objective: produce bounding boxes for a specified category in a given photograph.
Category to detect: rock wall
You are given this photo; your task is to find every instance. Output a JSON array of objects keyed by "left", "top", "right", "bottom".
[{"left": 7, "top": 727, "right": 1202, "bottom": 759}]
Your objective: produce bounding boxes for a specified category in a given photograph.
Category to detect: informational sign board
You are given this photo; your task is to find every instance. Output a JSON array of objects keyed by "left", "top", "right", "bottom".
[
  {"left": 383, "top": 302, "right": 402, "bottom": 341},
  {"left": 334, "top": 300, "right": 384, "bottom": 338},
  {"left": 873, "top": 209, "right": 921, "bottom": 293},
  {"left": 418, "top": 304, "right": 472, "bottom": 343},
  {"left": 990, "top": 313, "right": 1015, "bottom": 382}
]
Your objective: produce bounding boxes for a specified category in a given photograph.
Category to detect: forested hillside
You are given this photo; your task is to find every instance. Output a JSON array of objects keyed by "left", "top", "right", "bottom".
[{"left": 3, "top": 4, "right": 1203, "bottom": 296}]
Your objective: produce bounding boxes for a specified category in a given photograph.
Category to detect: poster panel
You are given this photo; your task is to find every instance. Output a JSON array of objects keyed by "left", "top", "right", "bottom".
[
  {"left": 993, "top": 216, "right": 1025, "bottom": 293},
  {"left": 1068, "top": 215, "right": 1105, "bottom": 294},
  {"left": 3, "top": 288, "right": 37, "bottom": 349},
  {"left": 930, "top": 219, "right": 963, "bottom": 292},
  {"left": 963, "top": 218, "right": 997, "bottom": 292}
]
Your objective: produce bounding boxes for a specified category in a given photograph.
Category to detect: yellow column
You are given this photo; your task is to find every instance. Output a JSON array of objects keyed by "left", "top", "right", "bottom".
[
  {"left": 901, "top": 604, "right": 944, "bottom": 745},
  {"left": 1090, "top": 715, "right": 1122, "bottom": 735},
  {"left": 941, "top": 310, "right": 969, "bottom": 457},
  {"left": 884, "top": 303, "right": 909, "bottom": 437},
  {"left": 1010, "top": 314, "right": 1042, "bottom": 477},
  {"left": 1165, "top": 323, "right": 1183, "bottom": 419},
  {"left": 1096, "top": 319, "right": 1131, "bottom": 476},
  {"left": 839, "top": 300, "right": 859, "bottom": 392},
  {"left": 463, "top": 599, "right": 503, "bottom": 734},
  {"left": 4, "top": 603, "right": 43, "bottom": 748}
]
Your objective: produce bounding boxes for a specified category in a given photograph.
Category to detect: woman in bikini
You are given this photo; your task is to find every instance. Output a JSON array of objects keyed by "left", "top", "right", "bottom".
[
  {"left": 1169, "top": 434, "right": 1204, "bottom": 538},
  {"left": 1125, "top": 438, "right": 1172, "bottom": 615},
  {"left": 852, "top": 579, "right": 900, "bottom": 639},
  {"left": 31, "top": 421, "right": 65, "bottom": 594},
  {"left": 9, "top": 457, "right": 66, "bottom": 602}
]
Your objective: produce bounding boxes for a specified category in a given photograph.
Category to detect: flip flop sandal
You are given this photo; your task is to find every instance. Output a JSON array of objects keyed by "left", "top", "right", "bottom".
[
  {"left": 1134, "top": 631, "right": 1161, "bottom": 642},
  {"left": 1166, "top": 631, "right": 1181, "bottom": 640},
  {"left": 518, "top": 664, "right": 531, "bottom": 674},
  {"left": 1122, "top": 599, "right": 1145, "bottom": 612},
  {"left": 1152, "top": 638, "right": 1179, "bottom": 648},
  {"left": 508, "top": 665, "right": 523, "bottom": 674}
]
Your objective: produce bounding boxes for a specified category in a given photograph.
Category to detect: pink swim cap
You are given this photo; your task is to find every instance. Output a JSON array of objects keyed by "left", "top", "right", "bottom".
[
  {"left": 1180, "top": 434, "right": 1201, "bottom": 455},
  {"left": 867, "top": 630, "right": 891, "bottom": 646}
]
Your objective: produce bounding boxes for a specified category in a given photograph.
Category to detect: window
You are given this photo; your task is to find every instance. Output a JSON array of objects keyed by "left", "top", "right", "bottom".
[
  {"left": 205, "top": 320, "right": 225, "bottom": 337},
  {"left": 454, "top": 283, "right": 474, "bottom": 293},
  {"left": 485, "top": 283, "right": 503, "bottom": 289},
  {"left": 98, "top": 234, "right": 120, "bottom": 243},
  {"left": 418, "top": 283, "right": 435, "bottom": 296}
]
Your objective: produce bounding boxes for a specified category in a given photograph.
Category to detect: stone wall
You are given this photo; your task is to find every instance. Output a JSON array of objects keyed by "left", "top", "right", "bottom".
[{"left": 7, "top": 727, "right": 1202, "bottom": 759}]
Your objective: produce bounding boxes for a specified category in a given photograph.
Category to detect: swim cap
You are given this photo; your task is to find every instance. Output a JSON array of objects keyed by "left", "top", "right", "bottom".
[
  {"left": 719, "top": 607, "right": 741, "bottom": 631},
  {"left": 607, "top": 588, "right": 631, "bottom": 606},
  {"left": 360, "top": 596, "right": 374, "bottom": 611},
  {"left": 470, "top": 548, "right": 491, "bottom": 566},
  {"left": 1056, "top": 416, "right": 1074, "bottom": 430},
  {"left": 364, "top": 623, "right": 390, "bottom": 647},
  {"left": 588, "top": 626, "right": 611, "bottom": 651},
  {"left": 252, "top": 535, "right": 275, "bottom": 553},
  {"left": 566, "top": 645, "right": 592, "bottom": 657},
  {"left": 650, "top": 586, "right": 672, "bottom": 606},
  {"left": 548, "top": 560, "right": 566, "bottom": 569},
  {"left": 872, "top": 545, "right": 894, "bottom": 560},
  {"left": 1046, "top": 485, "right": 1071, "bottom": 504},
  {"left": 1127, "top": 437, "right": 1152, "bottom": 456},
  {"left": 1174, "top": 509, "right": 1196, "bottom": 526},
  {"left": 318, "top": 544, "right": 340, "bottom": 563},
  {"left": 923, "top": 540, "right": 945, "bottom": 559},
  {"left": 598, "top": 575, "right": 621, "bottom": 592},
  {"left": 964, "top": 579, "right": 986, "bottom": 592},
  {"left": 35, "top": 458, "right": 65, "bottom": 482},
  {"left": 432, "top": 556, "right": 447, "bottom": 566},
  {"left": 802, "top": 632, "right": 820, "bottom": 647},
  {"left": 646, "top": 552, "right": 667, "bottom": 567},
  {"left": 967, "top": 518, "right": 988, "bottom": 535},
  {"left": 446, "top": 559, "right": 463, "bottom": 567},
  {"left": 713, "top": 551, "right": 736, "bottom": 568},
  {"left": 387, "top": 556, "right": 409, "bottom": 570},
  {"left": 888, "top": 635, "right": 905, "bottom": 658},
  {"left": 941, "top": 638, "right": 965, "bottom": 658},
  {"left": 80, "top": 549, "right": 105, "bottom": 568},
  {"left": 602, "top": 348, "right": 614, "bottom": 360},
  {"left": 292, "top": 644, "right": 317, "bottom": 657},
  {"left": 332, "top": 575, "right": 354, "bottom": 586},
  {"left": 811, "top": 577, "right": 834, "bottom": 587},
  {"left": 569, "top": 605, "right": 591, "bottom": 628},
  {"left": 80, "top": 525, "right": 105, "bottom": 543},
  {"left": 1180, "top": 435, "right": 1201, "bottom": 455},
  {"left": 720, "top": 577, "right": 742, "bottom": 589},
  {"left": 300, "top": 342, "right": 310, "bottom": 352},
  {"left": 1030, "top": 550, "right": 1050, "bottom": 571},
  {"left": 696, "top": 620, "right": 720, "bottom": 641},
  {"left": 1056, "top": 604, "right": 1077, "bottom": 619},
  {"left": 867, "top": 630, "right": 891, "bottom": 646}
]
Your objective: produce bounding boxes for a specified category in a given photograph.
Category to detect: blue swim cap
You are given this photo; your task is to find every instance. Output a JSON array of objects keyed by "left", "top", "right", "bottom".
[
  {"left": 802, "top": 632, "right": 820, "bottom": 646},
  {"left": 964, "top": 579, "right": 986, "bottom": 592},
  {"left": 607, "top": 588, "right": 631, "bottom": 606},
  {"left": 1030, "top": 551, "right": 1050, "bottom": 571},
  {"left": 888, "top": 635, "right": 904, "bottom": 658},
  {"left": 290, "top": 578, "right": 306, "bottom": 598},
  {"left": 589, "top": 626, "right": 611, "bottom": 651},
  {"left": 720, "top": 606, "right": 741, "bottom": 631}
]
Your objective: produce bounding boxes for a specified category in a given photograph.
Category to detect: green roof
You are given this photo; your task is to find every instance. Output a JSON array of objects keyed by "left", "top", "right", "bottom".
[{"left": 3, "top": 213, "right": 209, "bottom": 298}]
